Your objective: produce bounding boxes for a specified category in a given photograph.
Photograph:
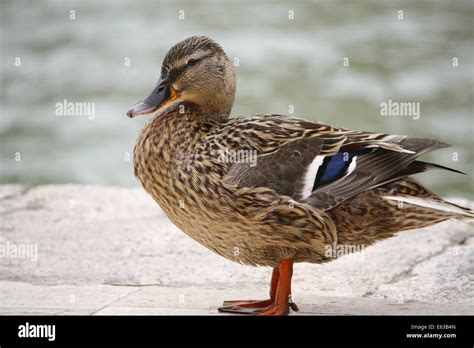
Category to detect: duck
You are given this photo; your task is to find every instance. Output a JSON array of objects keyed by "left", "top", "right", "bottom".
[{"left": 127, "top": 36, "right": 473, "bottom": 316}]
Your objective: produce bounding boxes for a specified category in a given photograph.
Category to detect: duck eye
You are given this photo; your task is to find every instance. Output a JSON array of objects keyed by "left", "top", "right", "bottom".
[{"left": 187, "top": 58, "right": 198, "bottom": 66}]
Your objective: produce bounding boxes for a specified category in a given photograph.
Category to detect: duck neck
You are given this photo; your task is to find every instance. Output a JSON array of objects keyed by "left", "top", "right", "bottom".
[
  {"left": 145, "top": 102, "right": 221, "bottom": 157},
  {"left": 195, "top": 95, "right": 233, "bottom": 123}
]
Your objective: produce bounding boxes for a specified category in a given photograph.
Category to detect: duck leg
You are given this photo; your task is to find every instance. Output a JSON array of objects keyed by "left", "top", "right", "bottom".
[
  {"left": 252, "top": 258, "right": 296, "bottom": 316},
  {"left": 218, "top": 258, "right": 299, "bottom": 315}
]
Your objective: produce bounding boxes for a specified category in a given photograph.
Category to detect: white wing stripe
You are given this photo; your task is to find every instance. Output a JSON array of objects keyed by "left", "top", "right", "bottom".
[
  {"left": 301, "top": 155, "right": 325, "bottom": 199},
  {"left": 345, "top": 156, "right": 358, "bottom": 176}
]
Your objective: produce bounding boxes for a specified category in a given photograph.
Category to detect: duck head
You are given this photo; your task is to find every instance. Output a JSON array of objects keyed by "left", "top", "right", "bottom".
[{"left": 127, "top": 36, "right": 236, "bottom": 121}]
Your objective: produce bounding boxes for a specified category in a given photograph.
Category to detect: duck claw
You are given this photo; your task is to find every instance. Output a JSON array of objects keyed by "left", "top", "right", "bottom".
[{"left": 289, "top": 301, "right": 299, "bottom": 312}]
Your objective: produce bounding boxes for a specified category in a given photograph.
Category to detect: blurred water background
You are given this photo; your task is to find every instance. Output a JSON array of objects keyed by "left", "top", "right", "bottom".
[{"left": 1, "top": 0, "right": 473, "bottom": 197}]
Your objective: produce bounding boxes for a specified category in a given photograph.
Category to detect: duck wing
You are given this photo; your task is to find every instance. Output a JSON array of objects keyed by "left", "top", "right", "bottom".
[
  {"left": 225, "top": 137, "right": 324, "bottom": 199},
  {"left": 222, "top": 115, "right": 458, "bottom": 211},
  {"left": 222, "top": 115, "right": 346, "bottom": 199},
  {"left": 303, "top": 138, "right": 451, "bottom": 210}
]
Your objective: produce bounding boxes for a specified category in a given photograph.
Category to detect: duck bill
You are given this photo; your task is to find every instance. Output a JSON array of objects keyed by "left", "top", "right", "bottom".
[{"left": 127, "top": 75, "right": 176, "bottom": 118}]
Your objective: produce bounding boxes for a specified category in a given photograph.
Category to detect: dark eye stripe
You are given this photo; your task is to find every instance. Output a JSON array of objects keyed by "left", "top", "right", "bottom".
[
  {"left": 173, "top": 65, "right": 187, "bottom": 77},
  {"left": 185, "top": 52, "right": 213, "bottom": 68},
  {"left": 164, "top": 52, "right": 215, "bottom": 79}
]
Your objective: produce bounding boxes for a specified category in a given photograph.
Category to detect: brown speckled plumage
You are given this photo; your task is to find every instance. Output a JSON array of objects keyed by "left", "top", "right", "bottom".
[
  {"left": 128, "top": 36, "right": 473, "bottom": 315},
  {"left": 134, "top": 110, "right": 337, "bottom": 266}
]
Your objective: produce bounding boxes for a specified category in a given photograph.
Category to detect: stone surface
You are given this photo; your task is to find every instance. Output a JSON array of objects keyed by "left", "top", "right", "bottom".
[{"left": 0, "top": 184, "right": 473, "bottom": 315}]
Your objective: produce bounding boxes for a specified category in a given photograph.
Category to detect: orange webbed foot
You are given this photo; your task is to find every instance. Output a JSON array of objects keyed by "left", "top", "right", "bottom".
[
  {"left": 252, "top": 303, "right": 290, "bottom": 316},
  {"left": 218, "top": 298, "right": 298, "bottom": 315},
  {"left": 218, "top": 299, "right": 273, "bottom": 314}
]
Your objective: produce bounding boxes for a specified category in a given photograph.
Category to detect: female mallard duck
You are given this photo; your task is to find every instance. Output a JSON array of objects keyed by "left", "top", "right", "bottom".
[{"left": 127, "top": 36, "right": 473, "bottom": 316}]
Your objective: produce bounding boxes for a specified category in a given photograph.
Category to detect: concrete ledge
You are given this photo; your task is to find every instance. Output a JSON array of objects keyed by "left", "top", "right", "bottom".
[
  {"left": 2, "top": 281, "right": 472, "bottom": 316},
  {"left": 0, "top": 184, "right": 473, "bottom": 315}
]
